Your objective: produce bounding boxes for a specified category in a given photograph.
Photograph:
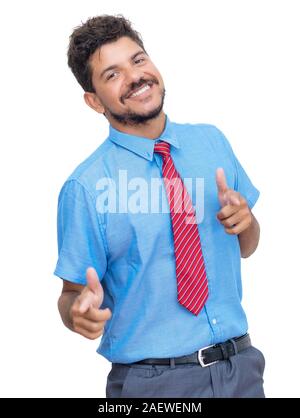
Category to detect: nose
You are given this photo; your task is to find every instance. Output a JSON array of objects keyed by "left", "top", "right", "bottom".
[{"left": 124, "top": 67, "right": 144, "bottom": 85}]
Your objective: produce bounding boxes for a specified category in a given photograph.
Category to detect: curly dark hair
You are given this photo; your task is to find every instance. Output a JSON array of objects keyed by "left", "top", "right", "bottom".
[{"left": 67, "top": 14, "right": 146, "bottom": 92}]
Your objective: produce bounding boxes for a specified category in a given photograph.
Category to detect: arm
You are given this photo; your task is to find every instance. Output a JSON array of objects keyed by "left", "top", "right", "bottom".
[{"left": 238, "top": 212, "right": 260, "bottom": 258}]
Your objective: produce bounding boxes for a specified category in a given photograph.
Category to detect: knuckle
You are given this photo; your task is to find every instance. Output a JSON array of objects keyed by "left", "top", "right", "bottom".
[
  {"left": 88, "top": 332, "right": 102, "bottom": 340},
  {"left": 73, "top": 324, "right": 100, "bottom": 340},
  {"left": 70, "top": 304, "right": 77, "bottom": 316},
  {"left": 243, "top": 205, "right": 250, "bottom": 214},
  {"left": 91, "top": 322, "right": 101, "bottom": 332},
  {"left": 105, "top": 312, "right": 112, "bottom": 321},
  {"left": 71, "top": 302, "right": 82, "bottom": 318},
  {"left": 73, "top": 323, "right": 80, "bottom": 333},
  {"left": 81, "top": 330, "right": 94, "bottom": 340}
]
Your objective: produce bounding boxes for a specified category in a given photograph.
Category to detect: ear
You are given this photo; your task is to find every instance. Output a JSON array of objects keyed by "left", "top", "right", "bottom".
[{"left": 83, "top": 92, "right": 105, "bottom": 114}]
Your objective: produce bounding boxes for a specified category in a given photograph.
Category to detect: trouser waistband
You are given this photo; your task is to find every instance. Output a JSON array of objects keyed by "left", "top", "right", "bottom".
[{"left": 133, "top": 333, "right": 251, "bottom": 367}]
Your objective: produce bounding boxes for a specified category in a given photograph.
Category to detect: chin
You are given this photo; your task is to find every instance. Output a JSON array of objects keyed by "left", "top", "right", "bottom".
[{"left": 133, "top": 96, "right": 164, "bottom": 113}]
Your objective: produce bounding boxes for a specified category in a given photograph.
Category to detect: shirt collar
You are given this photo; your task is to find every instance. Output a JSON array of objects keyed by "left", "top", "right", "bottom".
[{"left": 107, "top": 115, "right": 180, "bottom": 161}]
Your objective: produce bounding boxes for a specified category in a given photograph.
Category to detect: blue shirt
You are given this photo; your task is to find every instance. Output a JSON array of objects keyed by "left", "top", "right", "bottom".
[{"left": 54, "top": 116, "right": 259, "bottom": 364}]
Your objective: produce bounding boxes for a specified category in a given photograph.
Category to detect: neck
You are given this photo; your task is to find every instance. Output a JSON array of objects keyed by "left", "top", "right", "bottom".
[{"left": 108, "top": 111, "right": 166, "bottom": 140}]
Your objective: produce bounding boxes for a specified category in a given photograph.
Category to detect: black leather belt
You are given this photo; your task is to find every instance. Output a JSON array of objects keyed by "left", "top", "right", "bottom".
[{"left": 133, "top": 333, "right": 251, "bottom": 367}]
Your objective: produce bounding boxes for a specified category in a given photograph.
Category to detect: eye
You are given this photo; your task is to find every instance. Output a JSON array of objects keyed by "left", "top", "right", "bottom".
[
  {"left": 107, "top": 71, "right": 118, "bottom": 81},
  {"left": 134, "top": 57, "right": 145, "bottom": 64}
]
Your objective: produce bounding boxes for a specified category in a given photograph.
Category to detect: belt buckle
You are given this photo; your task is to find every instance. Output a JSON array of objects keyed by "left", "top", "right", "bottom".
[{"left": 198, "top": 344, "right": 219, "bottom": 367}]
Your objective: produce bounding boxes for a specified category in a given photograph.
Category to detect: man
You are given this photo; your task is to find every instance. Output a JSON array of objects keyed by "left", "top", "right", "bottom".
[{"left": 55, "top": 14, "right": 265, "bottom": 398}]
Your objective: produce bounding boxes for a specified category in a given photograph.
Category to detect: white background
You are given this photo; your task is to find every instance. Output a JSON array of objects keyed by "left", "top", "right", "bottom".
[{"left": 0, "top": 0, "right": 299, "bottom": 398}]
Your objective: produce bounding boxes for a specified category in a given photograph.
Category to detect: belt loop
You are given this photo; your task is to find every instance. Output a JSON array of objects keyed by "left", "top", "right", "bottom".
[
  {"left": 229, "top": 338, "right": 238, "bottom": 355},
  {"left": 170, "top": 358, "right": 176, "bottom": 369},
  {"left": 219, "top": 343, "right": 230, "bottom": 360}
]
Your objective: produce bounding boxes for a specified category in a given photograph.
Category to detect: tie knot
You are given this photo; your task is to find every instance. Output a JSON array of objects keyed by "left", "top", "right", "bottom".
[{"left": 153, "top": 141, "right": 171, "bottom": 158}]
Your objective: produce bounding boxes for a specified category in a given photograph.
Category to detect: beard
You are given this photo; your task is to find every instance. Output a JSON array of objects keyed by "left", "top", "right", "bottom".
[{"left": 105, "top": 87, "right": 166, "bottom": 126}]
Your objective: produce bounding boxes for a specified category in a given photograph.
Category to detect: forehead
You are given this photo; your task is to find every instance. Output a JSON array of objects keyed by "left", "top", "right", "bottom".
[{"left": 89, "top": 36, "right": 144, "bottom": 72}]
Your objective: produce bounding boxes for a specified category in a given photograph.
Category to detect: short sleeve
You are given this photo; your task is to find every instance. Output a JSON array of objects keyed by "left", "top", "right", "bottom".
[
  {"left": 53, "top": 179, "right": 108, "bottom": 284},
  {"left": 216, "top": 128, "right": 260, "bottom": 209}
]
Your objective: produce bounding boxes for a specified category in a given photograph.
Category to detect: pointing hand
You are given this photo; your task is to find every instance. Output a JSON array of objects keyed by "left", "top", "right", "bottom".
[
  {"left": 216, "top": 168, "right": 252, "bottom": 235},
  {"left": 70, "top": 267, "right": 112, "bottom": 340}
]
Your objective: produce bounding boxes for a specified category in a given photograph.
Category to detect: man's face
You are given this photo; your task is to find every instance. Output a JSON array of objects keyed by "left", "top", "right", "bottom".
[{"left": 87, "top": 36, "right": 165, "bottom": 125}]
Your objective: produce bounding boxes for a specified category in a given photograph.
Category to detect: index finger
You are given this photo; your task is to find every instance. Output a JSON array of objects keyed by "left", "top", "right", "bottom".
[{"left": 216, "top": 167, "right": 228, "bottom": 194}]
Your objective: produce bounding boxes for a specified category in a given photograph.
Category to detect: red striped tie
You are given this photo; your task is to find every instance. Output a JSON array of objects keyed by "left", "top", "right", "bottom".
[{"left": 154, "top": 141, "right": 209, "bottom": 315}]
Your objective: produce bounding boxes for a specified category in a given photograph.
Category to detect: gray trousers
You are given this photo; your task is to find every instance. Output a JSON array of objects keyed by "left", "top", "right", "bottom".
[{"left": 106, "top": 346, "right": 265, "bottom": 398}]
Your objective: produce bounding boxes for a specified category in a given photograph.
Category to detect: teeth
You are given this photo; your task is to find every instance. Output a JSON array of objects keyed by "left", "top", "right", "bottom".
[{"left": 130, "top": 84, "right": 150, "bottom": 97}]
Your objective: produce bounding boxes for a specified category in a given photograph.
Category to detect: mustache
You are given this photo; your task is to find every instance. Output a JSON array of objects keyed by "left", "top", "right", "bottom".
[{"left": 121, "top": 78, "right": 159, "bottom": 103}]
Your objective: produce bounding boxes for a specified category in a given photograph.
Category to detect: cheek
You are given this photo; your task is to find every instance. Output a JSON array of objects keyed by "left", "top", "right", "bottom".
[
  {"left": 99, "top": 84, "right": 123, "bottom": 106},
  {"left": 150, "top": 66, "right": 164, "bottom": 85}
]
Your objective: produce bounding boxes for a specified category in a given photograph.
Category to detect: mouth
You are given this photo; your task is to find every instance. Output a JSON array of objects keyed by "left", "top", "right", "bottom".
[{"left": 126, "top": 81, "right": 154, "bottom": 100}]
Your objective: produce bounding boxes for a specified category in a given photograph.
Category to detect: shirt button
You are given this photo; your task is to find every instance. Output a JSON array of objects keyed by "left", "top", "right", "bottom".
[{"left": 212, "top": 318, "right": 217, "bottom": 325}]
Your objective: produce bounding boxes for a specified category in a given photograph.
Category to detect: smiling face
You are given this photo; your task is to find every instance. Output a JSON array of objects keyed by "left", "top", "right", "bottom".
[{"left": 84, "top": 36, "right": 166, "bottom": 127}]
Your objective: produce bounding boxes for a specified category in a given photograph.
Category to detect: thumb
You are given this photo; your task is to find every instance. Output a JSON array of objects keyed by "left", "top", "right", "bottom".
[
  {"left": 78, "top": 267, "right": 104, "bottom": 313},
  {"left": 86, "top": 267, "right": 102, "bottom": 296}
]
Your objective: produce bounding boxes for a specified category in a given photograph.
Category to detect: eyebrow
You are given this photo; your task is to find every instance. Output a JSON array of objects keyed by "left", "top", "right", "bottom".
[{"left": 100, "top": 50, "right": 146, "bottom": 79}]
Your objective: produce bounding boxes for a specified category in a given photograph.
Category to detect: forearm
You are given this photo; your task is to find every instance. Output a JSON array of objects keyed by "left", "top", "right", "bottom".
[
  {"left": 57, "top": 291, "right": 80, "bottom": 331},
  {"left": 238, "top": 212, "right": 260, "bottom": 258}
]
